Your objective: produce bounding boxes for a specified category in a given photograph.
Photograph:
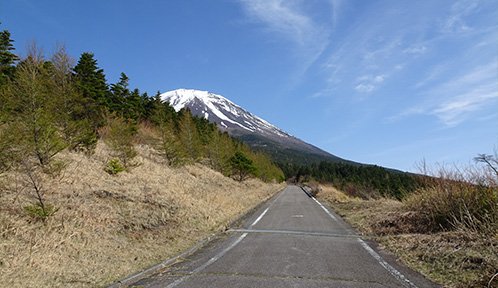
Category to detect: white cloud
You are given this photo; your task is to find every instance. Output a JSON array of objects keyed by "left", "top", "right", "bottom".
[
  {"left": 395, "top": 62, "right": 498, "bottom": 126},
  {"left": 414, "top": 63, "right": 447, "bottom": 88},
  {"left": 431, "top": 84, "right": 497, "bottom": 126},
  {"left": 373, "top": 75, "right": 385, "bottom": 83},
  {"left": 440, "top": 0, "right": 479, "bottom": 33},
  {"left": 355, "top": 83, "right": 374, "bottom": 93},
  {"left": 403, "top": 45, "right": 427, "bottom": 55},
  {"left": 240, "top": 0, "right": 311, "bottom": 44},
  {"left": 239, "top": 0, "right": 329, "bottom": 67},
  {"left": 329, "top": 0, "right": 343, "bottom": 29},
  {"left": 354, "top": 74, "right": 386, "bottom": 93}
]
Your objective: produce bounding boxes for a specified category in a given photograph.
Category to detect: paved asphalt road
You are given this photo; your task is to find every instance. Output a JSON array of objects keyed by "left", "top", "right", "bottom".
[{"left": 129, "top": 185, "right": 438, "bottom": 288}]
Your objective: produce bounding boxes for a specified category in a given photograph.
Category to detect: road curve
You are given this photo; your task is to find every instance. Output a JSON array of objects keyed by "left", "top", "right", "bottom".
[{"left": 128, "top": 185, "right": 438, "bottom": 288}]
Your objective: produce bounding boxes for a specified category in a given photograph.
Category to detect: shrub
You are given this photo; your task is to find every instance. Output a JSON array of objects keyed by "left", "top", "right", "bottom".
[
  {"left": 24, "top": 203, "right": 57, "bottom": 221},
  {"left": 105, "top": 158, "right": 126, "bottom": 175},
  {"left": 405, "top": 166, "right": 498, "bottom": 235},
  {"left": 103, "top": 116, "right": 137, "bottom": 168}
]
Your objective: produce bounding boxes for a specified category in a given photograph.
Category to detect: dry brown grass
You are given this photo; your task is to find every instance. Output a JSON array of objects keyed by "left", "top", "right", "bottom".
[
  {"left": 317, "top": 183, "right": 498, "bottom": 288},
  {"left": 383, "top": 232, "right": 498, "bottom": 288},
  {"left": 0, "top": 142, "right": 284, "bottom": 287}
]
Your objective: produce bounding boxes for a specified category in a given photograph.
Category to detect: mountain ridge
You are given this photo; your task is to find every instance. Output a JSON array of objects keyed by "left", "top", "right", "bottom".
[{"left": 160, "top": 89, "right": 348, "bottom": 165}]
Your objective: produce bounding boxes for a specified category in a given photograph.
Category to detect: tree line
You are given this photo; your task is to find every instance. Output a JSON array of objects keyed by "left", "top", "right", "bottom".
[
  {"left": 283, "top": 161, "right": 421, "bottom": 199},
  {"left": 0, "top": 25, "right": 284, "bottom": 188}
]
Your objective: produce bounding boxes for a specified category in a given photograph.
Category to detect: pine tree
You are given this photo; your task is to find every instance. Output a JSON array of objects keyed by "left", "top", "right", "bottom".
[
  {"left": 51, "top": 46, "right": 97, "bottom": 152},
  {"left": 230, "top": 151, "right": 256, "bottom": 182},
  {"left": 126, "top": 88, "right": 145, "bottom": 121},
  {"left": 0, "top": 24, "right": 18, "bottom": 86},
  {"left": 73, "top": 52, "right": 109, "bottom": 104},
  {"left": 73, "top": 52, "right": 109, "bottom": 128},
  {"left": 109, "top": 72, "right": 130, "bottom": 115},
  {"left": 149, "top": 92, "right": 176, "bottom": 126}
]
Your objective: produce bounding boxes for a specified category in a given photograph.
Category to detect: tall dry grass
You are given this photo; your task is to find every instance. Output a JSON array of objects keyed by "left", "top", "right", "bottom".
[
  {"left": 405, "top": 163, "right": 497, "bottom": 235},
  {"left": 0, "top": 142, "right": 284, "bottom": 287},
  {"left": 317, "top": 181, "right": 498, "bottom": 287}
]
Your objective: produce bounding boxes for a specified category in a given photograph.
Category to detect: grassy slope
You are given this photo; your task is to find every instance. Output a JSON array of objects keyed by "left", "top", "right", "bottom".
[
  {"left": 317, "top": 185, "right": 498, "bottom": 288},
  {"left": 0, "top": 143, "right": 284, "bottom": 287}
]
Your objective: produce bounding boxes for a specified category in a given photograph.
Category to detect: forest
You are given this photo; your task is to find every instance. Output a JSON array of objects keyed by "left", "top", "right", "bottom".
[
  {"left": 0, "top": 24, "right": 427, "bottom": 200},
  {"left": 283, "top": 161, "right": 421, "bottom": 199},
  {"left": 0, "top": 25, "right": 285, "bottom": 186}
]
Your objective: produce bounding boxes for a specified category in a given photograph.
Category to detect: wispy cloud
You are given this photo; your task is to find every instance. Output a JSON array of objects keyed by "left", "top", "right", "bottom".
[
  {"left": 440, "top": 0, "right": 480, "bottom": 33},
  {"left": 329, "top": 0, "right": 343, "bottom": 30},
  {"left": 403, "top": 45, "right": 427, "bottom": 55},
  {"left": 240, "top": 0, "right": 315, "bottom": 45},
  {"left": 430, "top": 71, "right": 498, "bottom": 126},
  {"left": 239, "top": 0, "right": 330, "bottom": 70},
  {"left": 395, "top": 61, "right": 498, "bottom": 126},
  {"left": 354, "top": 74, "right": 386, "bottom": 93},
  {"left": 414, "top": 63, "right": 447, "bottom": 89}
]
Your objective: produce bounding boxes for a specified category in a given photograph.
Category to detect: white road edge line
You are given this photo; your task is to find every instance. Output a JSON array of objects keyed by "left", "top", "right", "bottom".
[
  {"left": 166, "top": 233, "right": 248, "bottom": 288},
  {"left": 311, "top": 197, "right": 338, "bottom": 221},
  {"left": 249, "top": 186, "right": 286, "bottom": 228},
  {"left": 165, "top": 188, "right": 287, "bottom": 287},
  {"left": 250, "top": 207, "right": 269, "bottom": 227},
  {"left": 311, "top": 195, "right": 418, "bottom": 288},
  {"left": 358, "top": 239, "right": 418, "bottom": 288}
]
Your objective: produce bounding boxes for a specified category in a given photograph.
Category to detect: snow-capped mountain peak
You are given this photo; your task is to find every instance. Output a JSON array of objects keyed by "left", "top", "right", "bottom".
[
  {"left": 160, "top": 88, "right": 341, "bottom": 164},
  {"left": 160, "top": 89, "right": 289, "bottom": 137}
]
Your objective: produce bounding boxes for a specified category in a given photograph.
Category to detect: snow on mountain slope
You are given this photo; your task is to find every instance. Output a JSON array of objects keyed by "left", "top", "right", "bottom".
[
  {"left": 160, "top": 89, "right": 342, "bottom": 163},
  {"left": 161, "top": 89, "right": 290, "bottom": 138}
]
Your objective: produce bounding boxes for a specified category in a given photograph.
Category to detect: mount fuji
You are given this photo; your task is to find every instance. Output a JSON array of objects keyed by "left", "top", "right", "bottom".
[{"left": 160, "top": 89, "right": 347, "bottom": 165}]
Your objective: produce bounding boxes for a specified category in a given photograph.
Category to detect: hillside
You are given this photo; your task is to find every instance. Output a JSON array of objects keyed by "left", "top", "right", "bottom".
[
  {"left": 0, "top": 142, "right": 284, "bottom": 287},
  {"left": 161, "top": 89, "right": 348, "bottom": 165},
  {"left": 0, "top": 42, "right": 286, "bottom": 287}
]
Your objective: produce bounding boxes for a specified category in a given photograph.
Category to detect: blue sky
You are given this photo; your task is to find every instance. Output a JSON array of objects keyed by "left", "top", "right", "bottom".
[{"left": 2, "top": 0, "right": 497, "bottom": 172}]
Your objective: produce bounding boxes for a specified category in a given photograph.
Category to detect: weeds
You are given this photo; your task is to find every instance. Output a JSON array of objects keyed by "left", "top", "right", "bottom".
[
  {"left": 405, "top": 163, "right": 497, "bottom": 235},
  {"left": 105, "top": 158, "right": 126, "bottom": 175},
  {"left": 0, "top": 142, "right": 284, "bottom": 287},
  {"left": 102, "top": 116, "right": 138, "bottom": 168},
  {"left": 23, "top": 203, "right": 58, "bottom": 221}
]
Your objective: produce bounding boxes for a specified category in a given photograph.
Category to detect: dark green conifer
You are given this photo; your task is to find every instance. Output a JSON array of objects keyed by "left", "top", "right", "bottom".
[
  {"left": 0, "top": 25, "right": 19, "bottom": 86},
  {"left": 230, "top": 151, "right": 257, "bottom": 182},
  {"left": 73, "top": 52, "right": 109, "bottom": 128}
]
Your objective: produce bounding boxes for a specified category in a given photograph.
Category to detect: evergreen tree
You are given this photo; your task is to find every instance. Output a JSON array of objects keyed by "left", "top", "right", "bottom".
[
  {"left": 149, "top": 93, "right": 176, "bottom": 126},
  {"left": 140, "top": 91, "right": 154, "bottom": 120},
  {"left": 109, "top": 72, "right": 130, "bottom": 114},
  {"left": 73, "top": 52, "right": 109, "bottom": 128},
  {"left": 126, "top": 88, "right": 145, "bottom": 120},
  {"left": 50, "top": 46, "right": 97, "bottom": 152},
  {"left": 230, "top": 151, "right": 256, "bottom": 182},
  {"left": 0, "top": 25, "right": 18, "bottom": 86}
]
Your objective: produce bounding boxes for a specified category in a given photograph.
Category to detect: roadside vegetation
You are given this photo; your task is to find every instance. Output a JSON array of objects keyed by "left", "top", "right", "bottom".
[
  {"left": 0, "top": 143, "right": 284, "bottom": 287},
  {"left": 0, "top": 25, "right": 285, "bottom": 287},
  {"left": 284, "top": 161, "right": 421, "bottom": 200},
  {"left": 0, "top": 25, "right": 284, "bottom": 186},
  {"left": 314, "top": 158, "right": 498, "bottom": 288}
]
